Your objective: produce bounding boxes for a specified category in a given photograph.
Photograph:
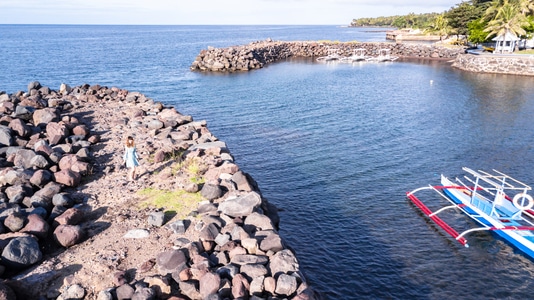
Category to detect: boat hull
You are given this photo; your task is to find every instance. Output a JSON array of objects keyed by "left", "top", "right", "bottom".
[{"left": 441, "top": 176, "right": 534, "bottom": 260}]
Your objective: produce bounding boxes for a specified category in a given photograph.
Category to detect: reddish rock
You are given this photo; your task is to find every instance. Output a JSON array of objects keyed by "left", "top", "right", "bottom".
[
  {"left": 34, "top": 141, "right": 53, "bottom": 156},
  {"left": 4, "top": 213, "right": 26, "bottom": 232},
  {"left": 264, "top": 276, "right": 276, "bottom": 295},
  {"left": 72, "top": 124, "right": 89, "bottom": 137},
  {"left": 232, "top": 171, "right": 253, "bottom": 192},
  {"left": 46, "top": 122, "right": 69, "bottom": 145},
  {"left": 87, "top": 135, "right": 100, "bottom": 144},
  {"left": 33, "top": 108, "right": 58, "bottom": 127},
  {"left": 30, "top": 169, "right": 53, "bottom": 187},
  {"left": 178, "top": 268, "right": 192, "bottom": 281},
  {"left": 231, "top": 273, "right": 250, "bottom": 299},
  {"left": 9, "top": 118, "right": 31, "bottom": 137},
  {"left": 20, "top": 214, "right": 50, "bottom": 240},
  {"left": 54, "top": 207, "right": 84, "bottom": 226},
  {"left": 153, "top": 150, "right": 165, "bottom": 163},
  {"left": 54, "top": 169, "right": 81, "bottom": 187},
  {"left": 200, "top": 272, "right": 221, "bottom": 299},
  {"left": 53, "top": 224, "right": 83, "bottom": 247}
]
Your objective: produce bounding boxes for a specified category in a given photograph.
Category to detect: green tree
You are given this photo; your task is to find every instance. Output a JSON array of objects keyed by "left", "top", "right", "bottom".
[
  {"left": 445, "top": 1, "right": 482, "bottom": 38},
  {"left": 468, "top": 19, "right": 490, "bottom": 44}
]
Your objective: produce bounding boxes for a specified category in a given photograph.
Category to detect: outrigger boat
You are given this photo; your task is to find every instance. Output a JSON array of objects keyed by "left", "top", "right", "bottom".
[
  {"left": 407, "top": 167, "right": 534, "bottom": 260},
  {"left": 340, "top": 48, "right": 369, "bottom": 63},
  {"left": 366, "top": 48, "right": 398, "bottom": 62},
  {"left": 316, "top": 48, "right": 342, "bottom": 62}
]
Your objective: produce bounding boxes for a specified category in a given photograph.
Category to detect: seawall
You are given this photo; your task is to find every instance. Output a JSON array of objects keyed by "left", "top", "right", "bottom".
[
  {"left": 452, "top": 53, "right": 534, "bottom": 76},
  {"left": 2, "top": 82, "right": 322, "bottom": 299},
  {"left": 190, "top": 40, "right": 464, "bottom": 72}
]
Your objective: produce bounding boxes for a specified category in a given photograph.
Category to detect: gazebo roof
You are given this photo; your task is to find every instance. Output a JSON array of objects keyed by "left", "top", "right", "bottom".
[{"left": 492, "top": 31, "right": 520, "bottom": 41}]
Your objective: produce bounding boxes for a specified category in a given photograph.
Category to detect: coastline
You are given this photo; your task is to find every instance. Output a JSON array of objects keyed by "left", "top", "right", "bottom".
[{"left": 0, "top": 83, "right": 322, "bottom": 299}]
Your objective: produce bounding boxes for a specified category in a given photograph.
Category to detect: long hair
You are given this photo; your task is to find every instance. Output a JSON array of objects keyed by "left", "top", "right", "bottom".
[{"left": 125, "top": 136, "right": 135, "bottom": 148}]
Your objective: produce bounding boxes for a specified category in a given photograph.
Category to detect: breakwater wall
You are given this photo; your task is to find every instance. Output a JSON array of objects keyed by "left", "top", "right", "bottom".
[
  {"left": 190, "top": 40, "right": 464, "bottom": 72},
  {"left": 452, "top": 53, "right": 534, "bottom": 76},
  {"left": 1, "top": 82, "right": 322, "bottom": 299}
]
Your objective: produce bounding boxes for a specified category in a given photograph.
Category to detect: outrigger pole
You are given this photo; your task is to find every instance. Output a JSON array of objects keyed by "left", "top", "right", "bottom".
[{"left": 407, "top": 186, "right": 469, "bottom": 247}]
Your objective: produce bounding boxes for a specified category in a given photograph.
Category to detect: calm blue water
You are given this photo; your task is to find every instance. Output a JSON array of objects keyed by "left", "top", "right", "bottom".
[{"left": 3, "top": 25, "right": 534, "bottom": 299}]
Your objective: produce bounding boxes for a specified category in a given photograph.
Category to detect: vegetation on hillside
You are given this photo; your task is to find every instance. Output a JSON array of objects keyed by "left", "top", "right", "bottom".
[{"left": 350, "top": 0, "right": 534, "bottom": 46}]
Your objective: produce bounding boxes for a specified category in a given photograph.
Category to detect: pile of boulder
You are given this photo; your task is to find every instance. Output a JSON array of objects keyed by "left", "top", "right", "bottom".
[
  {"left": 0, "top": 82, "right": 322, "bottom": 300},
  {"left": 0, "top": 81, "right": 100, "bottom": 274},
  {"left": 190, "top": 39, "right": 465, "bottom": 72}
]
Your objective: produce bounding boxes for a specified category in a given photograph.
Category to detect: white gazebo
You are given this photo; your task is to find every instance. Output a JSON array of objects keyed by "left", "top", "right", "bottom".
[{"left": 492, "top": 31, "right": 520, "bottom": 53}]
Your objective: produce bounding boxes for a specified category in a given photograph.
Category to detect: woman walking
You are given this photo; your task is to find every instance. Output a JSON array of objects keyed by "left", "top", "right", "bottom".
[{"left": 123, "top": 136, "right": 139, "bottom": 181}]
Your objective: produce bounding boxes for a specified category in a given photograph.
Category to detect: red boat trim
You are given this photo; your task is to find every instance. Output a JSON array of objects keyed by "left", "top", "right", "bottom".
[{"left": 407, "top": 192, "right": 468, "bottom": 246}]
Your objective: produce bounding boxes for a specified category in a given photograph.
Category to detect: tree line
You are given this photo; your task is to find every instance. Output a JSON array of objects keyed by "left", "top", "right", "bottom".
[{"left": 350, "top": 0, "right": 534, "bottom": 45}]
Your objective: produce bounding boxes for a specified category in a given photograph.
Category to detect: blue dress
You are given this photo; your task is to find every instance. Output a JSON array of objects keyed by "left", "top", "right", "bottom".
[{"left": 123, "top": 146, "right": 139, "bottom": 168}]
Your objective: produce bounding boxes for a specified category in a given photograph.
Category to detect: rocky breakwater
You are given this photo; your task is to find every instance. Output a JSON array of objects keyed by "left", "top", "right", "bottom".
[
  {"left": 0, "top": 82, "right": 321, "bottom": 300},
  {"left": 190, "top": 40, "right": 465, "bottom": 72},
  {"left": 452, "top": 53, "right": 534, "bottom": 76}
]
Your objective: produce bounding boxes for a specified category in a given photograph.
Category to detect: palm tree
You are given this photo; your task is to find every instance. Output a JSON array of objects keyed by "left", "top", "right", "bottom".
[
  {"left": 432, "top": 14, "right": 450, "bottom": 41},
  {"left": 483, "top": 0, "right": 507, "bottom": 22},
  {"left": 484, "top": 0, "right": 530, "bottom": 39},
  {"left": 516, "top": 0, "right": 534, "bottom": 14}
]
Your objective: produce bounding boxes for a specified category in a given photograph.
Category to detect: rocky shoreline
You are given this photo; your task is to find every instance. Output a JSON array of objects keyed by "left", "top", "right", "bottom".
[
  {"left": 190, "top": 40, "right": 465, "bottom": 72},
  {"left": 0, "top": 83, "right": 321, "bottom": 299}
]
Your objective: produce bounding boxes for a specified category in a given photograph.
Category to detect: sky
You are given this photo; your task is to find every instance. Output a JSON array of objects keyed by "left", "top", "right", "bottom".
[{"left": 0, "top": 0, "right": 461, "bottom": 25}]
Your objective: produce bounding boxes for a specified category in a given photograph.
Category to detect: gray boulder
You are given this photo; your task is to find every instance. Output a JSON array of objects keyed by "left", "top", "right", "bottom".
[
  {"left": 200, "top": 223, "right": 220, "bottom": 242},
  {"left": 30, "top": 169, "right": 54, "bottom": 187},
  {"left": 27, "top": 81, "right": 41, "bottom": 92},
  {"left": 5, "top": 184, "right": 32, "bottom": 204},
  {"left": 240, "top": 264, "right": 269, "bottom": 281},
  {"left": 12, "top": 105, "right": 35, "bottom": 121},
  {"left": 258, "top": 231, "right": 284, "bottom": 253},
  {"left": 244, "top": 212, "right": 274, "bottom": 232},
  {"left": 13, "top": 149, "right": 38, "bottom": 169},
  {"left": 156, "top": 249, "right": 188, "bottom": 274},
  {"left": 52, "top": 193, "right": 74, "bottom": 207},
  {"left": 1, "top": 236, "right": 42, "bottom": 269},
  {"left": 30, "top": 154, "right": 49, "bottom": 169},
  {"left": 231, "top": 254, "right": 269, "bottom": 266},
  {"left": 0, "top": 125, "right": 13, "bottom": 147},
  {"left": 231, "top": 171, "right": 254, "bottom": 192},
  {"left": 201, "top": 183, "right": 223, "bottom": 200},
  {"left": 275, "top": 273, "right": 298, "bottom": 297},
  {"left": 178, "top": 281, "right": 201, "bottom": 300},
  {"left": 269, "top": 249, "right": 300, "bottom": 277},
  {"left": 218, "top": 192, "right": 262, "bottom": 218},
  {"left": 33, "top": 107, "right": 59, "bottom": 127},
  {"left": 59, "top": 284, "right": 85, "bottom": 300},
  {"left": 116, "top": 284, "right": 135, "bottom": 300},
  {"left": 147, "top": 211, "right": 165, "bottom": 227}
]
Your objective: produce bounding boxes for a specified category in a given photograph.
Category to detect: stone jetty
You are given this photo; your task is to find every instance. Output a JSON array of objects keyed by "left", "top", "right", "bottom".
[
  {"left": 190, "top": 40, "right": 464, "bottom": 72},
  {"left": 452, "top": 53, "right": 534, "bottom": 76},
  {"left": 0, "top": 82, "right": 322, "bottom": 299}
]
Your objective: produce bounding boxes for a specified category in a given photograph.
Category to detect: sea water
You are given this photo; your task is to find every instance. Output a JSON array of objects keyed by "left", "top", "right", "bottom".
[{"left": 2, "top": 25, "right": 534, "bottom": 299}]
